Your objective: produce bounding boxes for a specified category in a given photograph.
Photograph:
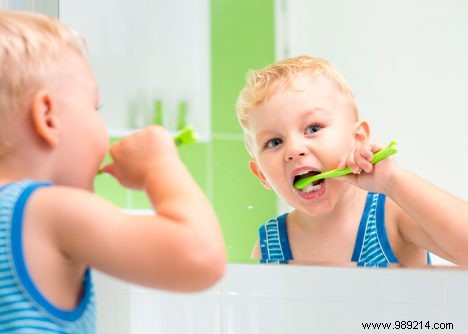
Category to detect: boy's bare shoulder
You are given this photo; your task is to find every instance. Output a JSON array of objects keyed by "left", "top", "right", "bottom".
[
  {"left": 29, "top": 185, "right": 115, "bottom": 210},
  {"left": 25, "top": 184, "right": 123, "bottom": 231}
]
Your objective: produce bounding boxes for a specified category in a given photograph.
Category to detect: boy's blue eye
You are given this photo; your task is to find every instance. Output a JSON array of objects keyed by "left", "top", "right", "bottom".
[
  {"left": 266, "top": 138, "right": 283, "bottom": 148},
  {"left": 306, "top": 124, "right": 321, "bottom": 134}
]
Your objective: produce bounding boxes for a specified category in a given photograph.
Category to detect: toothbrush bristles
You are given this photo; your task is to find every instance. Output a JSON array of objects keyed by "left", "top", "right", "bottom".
[{"left": 174, "top": 125, "right": 198, "bottom": 146}]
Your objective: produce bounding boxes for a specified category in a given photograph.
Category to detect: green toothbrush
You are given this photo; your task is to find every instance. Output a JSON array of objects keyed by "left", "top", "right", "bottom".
[
  {"left": 97, "top": 125, "right": 198, "bottom": 175},
  {"left": 294, "top": 140, "right": 398, "bottom": 190},
  {"left": 172, "top": 125, "right": 198, "bottom": 146}
]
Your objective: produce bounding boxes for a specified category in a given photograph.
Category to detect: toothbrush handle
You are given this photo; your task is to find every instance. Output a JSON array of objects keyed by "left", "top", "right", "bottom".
[
  {"left": 325, "top": 140, "right": 398, "bottom": 178},
  {"left": 310, "top": 167, "right": 352, "bottom": 180},
  {"left": 294, "top": 140, "right": 398, "bottom": 189},
  {"left": 370, "top": 140, "right": 398, "bottom": 164}
]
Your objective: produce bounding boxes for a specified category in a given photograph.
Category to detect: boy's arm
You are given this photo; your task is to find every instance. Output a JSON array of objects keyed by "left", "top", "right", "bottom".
[
  {"left": 384, "top": 169, "right": 468, "bottom": 264},
  {"left": 27, "top": 126, "right": 226, "bottom": 292},
  {"left": 342, "top": 141, "right": 468, "bottom": 264}
]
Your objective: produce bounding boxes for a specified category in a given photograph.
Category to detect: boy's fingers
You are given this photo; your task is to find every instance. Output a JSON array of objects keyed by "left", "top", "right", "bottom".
[
  {"left": 355, "top": 145, "right": 373, "bottom": 173},
  {"left": 101, "top": 164, "right": 115, "bottom": 176},
  {"left": 361, "top": 142, "right": 374, "bottom": 161},
  {"left": 347, "top": 151, "right": 361, "bottom": 174}
]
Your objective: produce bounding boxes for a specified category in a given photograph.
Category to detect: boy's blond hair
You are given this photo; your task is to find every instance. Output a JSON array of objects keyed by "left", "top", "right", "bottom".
[
  {"left": 0, "top": 11, "right": 86, "bottom": 155},
  {"left": 236, "top": 55, "right": 358, "bottom": 132}
]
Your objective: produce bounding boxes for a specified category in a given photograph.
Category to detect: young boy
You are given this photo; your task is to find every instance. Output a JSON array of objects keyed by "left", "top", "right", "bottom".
[
  {"left": 236, "top": 55, "right": 468, "bottom": 267},
  {"left": 0, "top": 11, "right": 225, "bottom": 333}
]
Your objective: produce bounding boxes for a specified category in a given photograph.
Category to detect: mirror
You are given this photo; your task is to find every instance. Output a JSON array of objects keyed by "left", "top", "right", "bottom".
[
  {"left": 273, "top": 0, "right": 468, "bottom": 266},
  {"left": 57, "top": 0, "right": 467, "bottom": 266}
]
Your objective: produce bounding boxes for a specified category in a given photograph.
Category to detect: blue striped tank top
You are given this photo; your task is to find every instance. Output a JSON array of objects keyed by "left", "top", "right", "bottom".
[
  {"left": 0, "top": 180, "right": 96, "bottom": 333},
  {"left": 259, "top": 192, "right": 399, "bottom": 267}
]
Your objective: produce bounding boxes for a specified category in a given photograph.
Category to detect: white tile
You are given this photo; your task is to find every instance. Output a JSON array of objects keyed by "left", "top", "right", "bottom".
[
  {"left": 223, "top": 296, "right": 444, "bottom": 334},
  {"left": 129, "top": 285, "right": 222, "bottom": 334},
  {"left": 444, "top": 269, "right": 468, "bottom": 306},
  {"left": 222, "top": 264, "right": 448, "bottom": 334},
  {"left": 93, "top": 270, "right": 132, "bottom": 293},
  {"left": 94, "top": 271, "right": 132, "bottom": 334},
  {"left": 93, "top": 264, "right": 468, "bottom": 333},
  {"left": 95, "top": 289, "right": 131, "bottom": 334},
  {"left": 444, "top": 305, "right": 468, "bottom": 334},
  {"left": 224, "top": 264, "right": 445, "bottom": 304}
]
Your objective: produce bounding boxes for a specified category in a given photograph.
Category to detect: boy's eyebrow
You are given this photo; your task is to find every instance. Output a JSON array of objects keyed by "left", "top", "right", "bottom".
[
  {"left": 302, "top": 107, "right": 335, "bottom": 120},
  {"left": 254, "top": 129, "right": 273, "bottom": 141},
  {"left": 304, "top": 107, "right": 328, "bottom": 115}
]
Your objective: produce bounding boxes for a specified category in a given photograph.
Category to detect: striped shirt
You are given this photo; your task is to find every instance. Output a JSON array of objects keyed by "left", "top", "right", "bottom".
[
  {"left": 0, "top": 180, "right": 95, "bottom": 333},
  {"left": 259, "top": 192, "right": 402, "bottom": 267}
]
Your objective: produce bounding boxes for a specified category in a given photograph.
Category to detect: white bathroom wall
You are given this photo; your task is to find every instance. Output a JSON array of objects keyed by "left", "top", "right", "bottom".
[
  {"left": 93, "top": 271, "right": 222, "bottom": 334},
  {"left": 275, "top": 0, "right": 468, "bottom": 200},
  {"left": 0, "top": 0, "right": 58, "bottom": 15},
  {"left": 95, "top": 264, "right": 468, "bottom": 334},
  {"left": 94, "top": 273, "right": 132, "bottom": 334},
  {"left": 59, "top": 0, "right": 211, "bottom": 140}
]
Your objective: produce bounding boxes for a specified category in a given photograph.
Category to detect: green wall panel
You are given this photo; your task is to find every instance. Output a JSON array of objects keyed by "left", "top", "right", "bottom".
[
  {"left": 211, "top": 139, "right": 276, "bottom": 262},
  {"left": 211, "top": 0, "right": 276, "bottom": 262},
  {"left": 178, "top": 142, "right": 209, "bottom": 194},
  {"left": 94, "top": 174, "right": 127, "bottom": 208},
  {"left": 211, "top": 0, "right": 275, "bottom": 134}
]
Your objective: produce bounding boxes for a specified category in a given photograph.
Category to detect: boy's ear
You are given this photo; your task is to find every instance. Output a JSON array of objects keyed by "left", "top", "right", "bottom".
[
  {"left": 353, "top": 120, "right": 370, "bottom": 143},
  {"left": 30, "top": 91, "right": 60, "bottom": 147},
  {"left": 249, "top": 160, "right": 272, "bottom": 190}
]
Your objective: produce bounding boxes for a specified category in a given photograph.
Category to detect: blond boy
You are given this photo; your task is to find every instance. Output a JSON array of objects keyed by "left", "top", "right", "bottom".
[
  {"left": 237, "top": 55, "right": 468, "bottom": 266},
  {"left": 0, "top": 11, "right": 225, "bottom": 332}
]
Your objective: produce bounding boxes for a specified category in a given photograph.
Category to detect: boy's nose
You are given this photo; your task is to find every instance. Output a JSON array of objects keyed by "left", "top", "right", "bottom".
[
  {"left": 285, "top": 141, "right": 308, "bottom": 161},
  {"left": 287, "top": 151, "right": 306, "bottom": 161}
]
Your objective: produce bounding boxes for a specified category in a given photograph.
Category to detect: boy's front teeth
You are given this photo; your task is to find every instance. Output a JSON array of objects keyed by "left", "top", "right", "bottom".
[
  {"left": 294, "top": 169, "right": 319, "bottom": 184},
  {"left": 301, "top": 182, "right": 323, "bottom": 193}
]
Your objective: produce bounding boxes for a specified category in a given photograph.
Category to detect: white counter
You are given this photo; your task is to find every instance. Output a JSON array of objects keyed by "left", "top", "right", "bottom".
[{"left": 95, "top": 263, "right": 468, "bottom": 333}]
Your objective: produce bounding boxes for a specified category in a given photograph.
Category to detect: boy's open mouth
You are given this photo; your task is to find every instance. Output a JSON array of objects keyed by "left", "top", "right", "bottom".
[{"left": 293, "top": 170, "right": 324, "bottom": 193}]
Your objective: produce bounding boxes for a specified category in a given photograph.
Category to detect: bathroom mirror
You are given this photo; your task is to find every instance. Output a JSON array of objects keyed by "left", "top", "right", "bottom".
[
  {"left": 273, "top": 0, "right": 468, "bottom": 266},
  {"left": 56, "top": 0, "right": 467, "bottom": 267}
]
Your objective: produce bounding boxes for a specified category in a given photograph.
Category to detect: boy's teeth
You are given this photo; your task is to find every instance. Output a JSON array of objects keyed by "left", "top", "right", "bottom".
[
  {"left": 296, "top": 169, "right": 312, "bottom": 176},
  {"left": 301, "top": 182, "right": 323, "bottom": 193}
]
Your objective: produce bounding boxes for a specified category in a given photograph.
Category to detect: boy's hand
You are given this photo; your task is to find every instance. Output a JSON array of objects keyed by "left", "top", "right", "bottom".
[
  {"left": 338, "top": 141, "right": 397, "bottom": 193},
  {"left": 338, "top": 141, "right": 376, "bottom": 174},
  {"left": 102, "top": 126, "right": 179, "bottom": 189}
]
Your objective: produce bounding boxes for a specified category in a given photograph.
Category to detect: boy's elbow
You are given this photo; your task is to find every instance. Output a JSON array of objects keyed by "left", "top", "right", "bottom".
[
  {"left": 196, "top": 250, "right": 226, "bottom": 290},
  {"left": 181, "top": 241, "right": 227, "bottom": 292}
]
